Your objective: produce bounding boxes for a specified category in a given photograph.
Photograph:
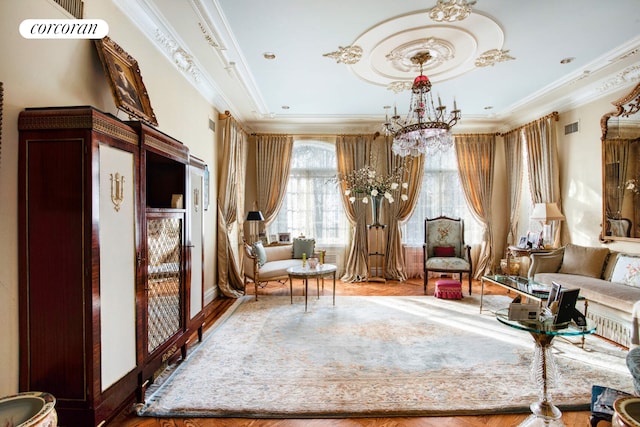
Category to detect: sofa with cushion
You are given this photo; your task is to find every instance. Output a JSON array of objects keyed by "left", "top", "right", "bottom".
[
  {"left": 528, "top": 243, "right": 640, "bottom": 348},
  {"left": 243, "top": 238, "right": 315, "bottom": 299}
]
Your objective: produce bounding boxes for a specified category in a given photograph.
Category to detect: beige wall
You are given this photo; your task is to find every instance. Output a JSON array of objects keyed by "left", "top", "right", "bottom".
[
  {"left": 557, "top": 85, "right": 639, "bottom": 254},
  {"left": 0, "top": 0, "right": 218, "bottom": 394}
]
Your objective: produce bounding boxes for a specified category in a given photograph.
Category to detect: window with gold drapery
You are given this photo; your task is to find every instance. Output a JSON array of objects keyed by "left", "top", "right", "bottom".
[
  {"left": 216, "top": 114, "right": 247, "bottom": 298},
  {"left": 454, "top": 134, "right": 496, "bottom": 278}
]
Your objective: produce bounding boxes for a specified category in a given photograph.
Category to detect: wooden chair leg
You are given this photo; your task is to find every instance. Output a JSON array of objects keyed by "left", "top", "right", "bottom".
[{"left": 424, "top": 271, "right": 428, "bottom": 294}]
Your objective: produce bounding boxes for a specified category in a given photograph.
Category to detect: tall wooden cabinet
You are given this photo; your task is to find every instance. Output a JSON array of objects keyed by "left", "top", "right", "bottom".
[
  {"left": 131, "top": 122, "right": 191, "bottom": 388},
  {"left": 18, "top": 107, "right": 208, "bottom": 426},
  {"left": 18, "top": 107, "right": 140, "bottom": 426}
]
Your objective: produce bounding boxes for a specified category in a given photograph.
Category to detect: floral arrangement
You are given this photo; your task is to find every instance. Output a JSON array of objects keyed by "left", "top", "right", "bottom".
[
  {"left": 338, "top": 164, "right": 408, "bottom": 204},
  {"left": 625, "top": 178, "right": 639, "bottom": 194}
]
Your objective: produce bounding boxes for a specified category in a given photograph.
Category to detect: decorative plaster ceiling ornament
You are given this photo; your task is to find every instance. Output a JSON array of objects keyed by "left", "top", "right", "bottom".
[
  {"left": 385, "top": 38, "right": 454, "bottom": 72},
  {"left": 387, "top": 81, "right": 414, "bottom": 94},
  {"left": 322, "top": 45, "right": 363, "bottom": 64},
  {"left": 347, "top": 11, "right": 504, "bottom": 86},
  {"left": 198, "top": 22, "right": 221, "bottom": 49},
  {"left": 429, "top": 0, "right": 477, "bottom": 22},
  {"left": 474, "top": 49, "right": 515, "bottom": 67}
]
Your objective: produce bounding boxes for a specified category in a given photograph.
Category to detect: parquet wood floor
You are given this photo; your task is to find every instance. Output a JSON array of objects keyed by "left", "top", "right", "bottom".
[{"left": 109, "top": 278, "right": 598, "bottom": 427}]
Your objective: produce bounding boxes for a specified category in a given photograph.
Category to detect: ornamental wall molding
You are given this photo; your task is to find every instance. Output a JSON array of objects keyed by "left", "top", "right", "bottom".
[
  {"left": 598, "top": 65, "right": 640, "bottom": 92},
  {"left": 154, "top": 29, "right": 201, "bottom": 82}
]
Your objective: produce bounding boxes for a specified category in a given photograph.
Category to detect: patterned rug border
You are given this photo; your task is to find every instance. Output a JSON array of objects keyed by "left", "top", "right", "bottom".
[{"left": 137, "top": 295, "right": 632, "bottom": 419}]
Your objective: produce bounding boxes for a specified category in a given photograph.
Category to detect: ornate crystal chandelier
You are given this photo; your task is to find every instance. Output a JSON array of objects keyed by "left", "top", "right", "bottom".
[{"left": 384, "top": 51, "right": 461, "bottom": 157}]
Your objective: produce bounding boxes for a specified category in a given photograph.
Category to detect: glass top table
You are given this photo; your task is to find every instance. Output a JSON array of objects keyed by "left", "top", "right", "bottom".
[
  {"left": 496, "top": 307, "right": 596, "bottom": 426},
  {"left": 480, "top": 275, "right": 552, "bottom": 312}
]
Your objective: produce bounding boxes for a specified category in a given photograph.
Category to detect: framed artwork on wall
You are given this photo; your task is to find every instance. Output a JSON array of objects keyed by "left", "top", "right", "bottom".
[{"left": 94, "top": 36, "right": 158, "bottom": 126}]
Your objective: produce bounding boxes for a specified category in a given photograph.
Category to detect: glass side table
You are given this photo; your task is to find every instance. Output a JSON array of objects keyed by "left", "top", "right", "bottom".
[{"left": 496, "top": 308, "right": 596, "bottom": 426}]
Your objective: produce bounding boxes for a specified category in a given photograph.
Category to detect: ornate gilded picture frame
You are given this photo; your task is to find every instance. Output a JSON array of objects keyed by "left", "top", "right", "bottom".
[{"left": 94, "top": 36, "right": 158, "bottom": 126}]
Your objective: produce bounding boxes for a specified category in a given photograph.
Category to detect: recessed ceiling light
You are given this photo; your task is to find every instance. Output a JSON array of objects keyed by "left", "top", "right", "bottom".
[
  {"left": 560, "top": 57, "right": 575, "bottom": 64},
  {"left": 263, "top": 52, "right": 276, "bottom": 60}
]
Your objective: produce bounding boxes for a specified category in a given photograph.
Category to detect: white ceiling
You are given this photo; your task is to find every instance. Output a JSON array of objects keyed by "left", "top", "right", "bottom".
[{"left": 114, "top": 0, "right": 640, "bottom": 134}]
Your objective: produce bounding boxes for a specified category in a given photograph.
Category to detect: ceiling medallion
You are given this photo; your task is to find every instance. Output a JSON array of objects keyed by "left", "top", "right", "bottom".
[
  {"left": 323, "top": 45, "right": 363, "bottom": 64},
  {"left": 429, "top": 0, "right": 476, "bottom": 22},
  {"left": 474, "top": 49, "right": 515, "bottom": 67},
  {"left": 385, "top": 38, "right": 454, "bottom": 73}
]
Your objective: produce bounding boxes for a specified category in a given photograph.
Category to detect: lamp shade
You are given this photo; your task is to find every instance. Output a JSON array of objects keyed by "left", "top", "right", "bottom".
[
  {"left": 246, "top": 211, "right": 264, "bottom": 221},
  {"left": 530, "top": 203, "right": 565, "bottom": 223}
]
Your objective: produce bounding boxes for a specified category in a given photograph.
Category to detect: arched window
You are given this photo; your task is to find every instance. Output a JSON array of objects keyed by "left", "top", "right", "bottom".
[
  {"left": 270, "top": 140, "right": 349, "bottom": 246},
  {"left": 403, "top": 148, "right": 483, "bottom": 246}
]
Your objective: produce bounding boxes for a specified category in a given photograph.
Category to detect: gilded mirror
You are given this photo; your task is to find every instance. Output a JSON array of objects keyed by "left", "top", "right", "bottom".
[{"left": 601, "top": 82, "right": 640, "bottom": 241}]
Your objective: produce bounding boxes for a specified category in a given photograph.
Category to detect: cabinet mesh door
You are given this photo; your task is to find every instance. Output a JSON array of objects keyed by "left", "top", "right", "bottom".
[{"left": 147, "top": 218, "right": 182, "bottom": 353}]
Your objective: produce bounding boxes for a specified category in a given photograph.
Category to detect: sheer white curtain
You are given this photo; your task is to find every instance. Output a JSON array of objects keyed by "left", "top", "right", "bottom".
[
  {"left": 401, "top": 147, "right": 483, "bottom": 278},
  {"left": 270, "top": 139, "right": 350, "bottom": 274}
]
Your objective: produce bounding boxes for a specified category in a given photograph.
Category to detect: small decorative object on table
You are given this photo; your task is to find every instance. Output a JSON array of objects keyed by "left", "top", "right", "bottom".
[
  {"left": 308, "top": 256, "right": 318, "bottom": 269},
  {"left": 500, "top": 258, "right": 520, "bottom": 275}
]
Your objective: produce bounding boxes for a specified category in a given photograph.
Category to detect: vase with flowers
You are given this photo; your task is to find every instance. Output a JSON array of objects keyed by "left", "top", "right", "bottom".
[{"left": 337, "top": 164, "right": 408, "bottom": 226}]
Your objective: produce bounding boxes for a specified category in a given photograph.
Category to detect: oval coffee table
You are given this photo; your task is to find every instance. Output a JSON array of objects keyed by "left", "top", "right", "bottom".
[{"left": 286, "top": 263, "right": 337, "bottom": 311}]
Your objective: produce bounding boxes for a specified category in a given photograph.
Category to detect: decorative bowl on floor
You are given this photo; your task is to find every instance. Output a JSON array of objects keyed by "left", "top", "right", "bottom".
[
  {"left": 500, "top": 259, "right": 521, "bottom": 275},
  {"left": 0, "top": 392, "right": 57, "bottom": 427}
]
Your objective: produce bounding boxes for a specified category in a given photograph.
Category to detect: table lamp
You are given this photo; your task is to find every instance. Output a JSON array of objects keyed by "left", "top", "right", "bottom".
[
  {"left": 530, "top": 202, "right": 565, "bottom": 248},
  {"left": 246, "top": 210, "right": 264, "bottom": 243}
]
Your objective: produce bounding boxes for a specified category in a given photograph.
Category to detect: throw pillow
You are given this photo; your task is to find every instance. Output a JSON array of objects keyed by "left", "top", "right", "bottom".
[
  {"left": 434, "top": 246, "right": 456, "bottom": 257},
  {"left": 293, "top": 238, "right": 315, "bottom": 259},
  {"left": 252, "top": 241, "right": 267, "bottom": 267},
  {"left": 610, "top": 254, "right": 640, "bottom": 287},
  {"left": 531, "top": 249, "right": 564, "bottom": 273},
  {"left": 558, "top": 243, "right": 609, "bottom": 279}
]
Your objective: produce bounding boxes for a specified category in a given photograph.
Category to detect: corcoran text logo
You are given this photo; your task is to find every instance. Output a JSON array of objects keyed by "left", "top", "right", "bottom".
[{"left": 20, "top": 19, "right": 109, "bottom": 39}]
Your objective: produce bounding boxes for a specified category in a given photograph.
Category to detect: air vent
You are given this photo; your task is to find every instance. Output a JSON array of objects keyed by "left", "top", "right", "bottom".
[
  {"left": 564, "top": 121, "right": 579, "bottom": 135},
  {"left": 53, "top": 0, "right": 84, "bottom": 18}
]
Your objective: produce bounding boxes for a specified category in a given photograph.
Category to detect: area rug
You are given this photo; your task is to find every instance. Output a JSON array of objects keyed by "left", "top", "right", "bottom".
[{"left": 136, "top": 294, "right": 634, "bottom": 418}]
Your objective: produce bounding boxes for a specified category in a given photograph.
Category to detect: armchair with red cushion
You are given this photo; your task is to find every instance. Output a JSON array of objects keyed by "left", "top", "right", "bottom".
[{"left": 423, "top": 216, "right": 473, "bottom": 295}]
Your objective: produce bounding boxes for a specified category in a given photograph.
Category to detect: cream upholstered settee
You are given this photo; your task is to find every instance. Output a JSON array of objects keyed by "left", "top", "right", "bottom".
[
  {"left": 528, "top": 243, "right": 640, "bottom": 348},
  {"left": 243, "top": 238, "right": 315, "bottom": 300}
]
